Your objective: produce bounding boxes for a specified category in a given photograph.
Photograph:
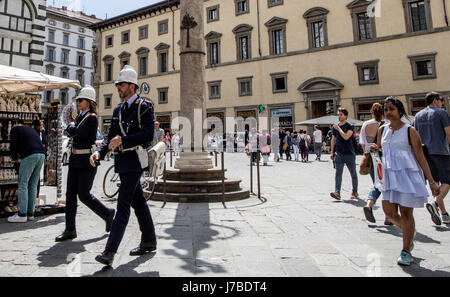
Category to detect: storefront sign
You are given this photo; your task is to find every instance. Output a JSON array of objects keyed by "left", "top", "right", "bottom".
[
  {"left": 271, "top": 108, "right": 292, "bottom": 118},
  {"left": 236, "top": 110, "right": 256, "bottom": 119},
  {"left": 271, "top": 108, "right": 293, "bottom": 129}
]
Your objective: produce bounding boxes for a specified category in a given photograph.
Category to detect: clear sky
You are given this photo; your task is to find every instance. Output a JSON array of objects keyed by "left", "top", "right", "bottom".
[{"left": 47, "top": 0, "right": 164, "bottom": 20}]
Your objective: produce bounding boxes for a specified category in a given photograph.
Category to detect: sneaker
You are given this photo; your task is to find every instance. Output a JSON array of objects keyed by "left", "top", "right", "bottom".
[
  {"left": 330, "top": 192, "right": 341, "bottom": 201},
  {"left": 442, "top": 213, "right": 450, "bottom": 224},
  {"left": 7, "top": 214, "right": 27, "bottom": 223},
  {"left": 426, "top": 202, "right": 442, "bottom": 225},
  {"left": 351, "top": 192, "right": 359, "bottom": 199},
  {"left": 397, "top": 250, "right": 413, "bottom": 266},
  {"left": 363, "top": 206, "right": 376, "bottom": 223},
  {"left": 27, "top": 216, "right": 35, "bottom": 221},
  {"left": 384, "top": 217, "right": 393, "bottom": 225}
]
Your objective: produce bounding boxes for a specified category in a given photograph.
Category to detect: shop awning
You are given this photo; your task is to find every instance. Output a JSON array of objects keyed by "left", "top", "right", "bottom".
[
  {"left": 0, "top": 65, "right": 81, "bottom": 95},
  {"left": 295, "top": 115, "right": 364, "bottom": 127}
]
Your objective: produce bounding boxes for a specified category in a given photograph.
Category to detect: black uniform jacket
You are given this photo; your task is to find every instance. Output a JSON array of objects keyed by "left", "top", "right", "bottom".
[
  {"left": 97, "top": 97, "right": 155, "bottom": 174},
  {"left": 66, "top": 112, "right": 98, "bottom": 168}
]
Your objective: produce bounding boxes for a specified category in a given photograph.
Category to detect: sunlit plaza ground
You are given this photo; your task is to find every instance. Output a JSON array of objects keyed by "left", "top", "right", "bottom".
[{"left": 1, "top": 152, "right": 449, "bottom": 277}]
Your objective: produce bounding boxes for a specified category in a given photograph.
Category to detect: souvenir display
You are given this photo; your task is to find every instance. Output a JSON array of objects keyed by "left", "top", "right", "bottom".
[
  {"left": 45, "top": 106, "right": 59, "bottom": 187},
  {"left": 0, "top": 94, "right": 43, "bottom": 215}
]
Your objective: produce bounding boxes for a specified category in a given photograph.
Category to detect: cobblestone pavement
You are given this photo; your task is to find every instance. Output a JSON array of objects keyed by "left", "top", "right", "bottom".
[{"left": 1, "top": 153, "right": 449, "bottom": 277}]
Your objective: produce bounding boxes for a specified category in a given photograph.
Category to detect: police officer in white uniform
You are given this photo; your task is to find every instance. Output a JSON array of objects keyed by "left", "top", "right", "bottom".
[
  {"left": 56, "top": 86, "right": 115, "bottom": 242},
  {"left": 90, "top": 66, "right": 157, "bottom": 266}
]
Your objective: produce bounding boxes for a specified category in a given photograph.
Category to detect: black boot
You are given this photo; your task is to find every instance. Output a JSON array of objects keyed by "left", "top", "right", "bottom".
[
  {"left": 105, "top": 208, "right": 115, "bottom": 233},
  {"left": 129, "top": 241, "right": 157, "bottom": 256},
  {"left": 95, "top": 249, "right": 115, "bottom": 266},
  {"left": 55, "top": 230, "right": 77, "bottom": 242}
]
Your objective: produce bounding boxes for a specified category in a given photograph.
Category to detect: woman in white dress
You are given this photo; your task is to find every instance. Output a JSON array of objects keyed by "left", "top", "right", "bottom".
[
  {"left": 171, "top": 130, "right": 180, "bottom": 156},
  {"left": 371, "top": 97, "right": 440, "bottom": 266}
]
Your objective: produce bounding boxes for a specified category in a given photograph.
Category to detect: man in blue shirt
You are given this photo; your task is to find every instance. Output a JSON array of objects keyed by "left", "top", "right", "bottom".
[
  {"left": 414, "top": 92, "right": 450, "bottom": 225},
  {"left": 330, "top": 108, "right": 358, "bottom": 201}
]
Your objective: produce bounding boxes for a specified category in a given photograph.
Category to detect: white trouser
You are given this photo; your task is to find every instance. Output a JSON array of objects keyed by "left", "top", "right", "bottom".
[{"left": 293, "top": 145, "right": 300, "bottom": 160}]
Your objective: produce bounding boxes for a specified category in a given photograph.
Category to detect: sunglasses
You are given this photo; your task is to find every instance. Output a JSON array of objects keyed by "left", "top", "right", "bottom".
[{"left": 76, "top": 98, "right": 85, "bottom": 103}]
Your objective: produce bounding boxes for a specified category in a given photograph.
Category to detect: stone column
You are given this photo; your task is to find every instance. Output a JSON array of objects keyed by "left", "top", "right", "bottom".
[{"left": 179, "top": 0, "right": 206, "bottom": 152}]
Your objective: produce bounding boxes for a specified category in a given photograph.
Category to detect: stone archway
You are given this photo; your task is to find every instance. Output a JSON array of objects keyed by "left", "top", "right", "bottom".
[{"left": 298, "top": 77, "right": 344, "bottom": 119}]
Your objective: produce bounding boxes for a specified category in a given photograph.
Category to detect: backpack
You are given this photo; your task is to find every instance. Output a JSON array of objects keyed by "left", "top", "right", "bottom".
[{"left": 299, "top": 135, "right": 306, "bottom": 148}]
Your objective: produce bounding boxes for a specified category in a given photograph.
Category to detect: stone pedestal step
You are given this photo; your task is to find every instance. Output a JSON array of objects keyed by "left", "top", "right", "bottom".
[
  {"left": 173, "top": 152, "right": 214, "bottom": 169},
  {"left": 154, "top": 179, "right": 242, "bottom": 193},
  {"left": 177, "top": 152, "right": 212, "bottom": 159},
  {"left": 164, "top": 168, "right": 227, "bottom": 181},
  {"left": 146, "top": 189, "right": 250, "bottom": 203}
]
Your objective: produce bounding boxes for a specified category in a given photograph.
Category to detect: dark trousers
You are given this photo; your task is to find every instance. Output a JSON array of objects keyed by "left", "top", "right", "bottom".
[
  {"left": 285, "top": 146, "right": 291, "bottom": 160},
  {"left": 252, "top": 151, "right": 259, "bottom": 163},
  {"left": 66, "top": 166, "right": 110, "bottom": 231},
  {"left": 106, "top": 171, "right": 156, "bottom": 253}
]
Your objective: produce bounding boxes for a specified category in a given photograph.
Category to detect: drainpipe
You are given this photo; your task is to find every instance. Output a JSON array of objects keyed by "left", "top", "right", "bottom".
[
  {"left": 169, "top": 0, "right": 176, "bottom": 70},
  {"left": 444, "top": 0, "right": 449, "bottom": 26},
  {"left": 256, "top": 0, "right": 262, "bottom": 56}
]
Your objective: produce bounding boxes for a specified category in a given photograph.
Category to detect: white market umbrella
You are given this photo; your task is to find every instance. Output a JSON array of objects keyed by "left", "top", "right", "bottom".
[
  {"left": 0, "top": 64, "right": 81, "bottom": 95},
  {"left": 295, "top": 115, "right": 364, "bottom": 127}
]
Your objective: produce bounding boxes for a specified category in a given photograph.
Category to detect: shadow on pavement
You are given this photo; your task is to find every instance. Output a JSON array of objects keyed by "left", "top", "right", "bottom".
[
  {"left": 157, "top": 202, "right": 240, "bottom": 276},
  {"left": 343, "top": 199, "right": 367, "bottom": 207},
  {"left": 401, "top": 257, "right": 450, "bottom": 277},
  {"left": 0, "top": 215, "right": 65, "bottom": 235},
  {"left": 433, "top": 225, "right": 450, "bottom": 232},
  {"left": 86, "top": 252, "right": 158, "bottom": 277},
  {"left": 37, "top": 234, "right": 108, "bottom": 268},
  {"left": 375, "top": 226, "right": 441, "bottom": 245}
]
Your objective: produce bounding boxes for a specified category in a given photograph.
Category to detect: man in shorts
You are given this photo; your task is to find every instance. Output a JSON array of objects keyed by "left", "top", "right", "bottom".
[{"left": 414, "top": 92, "right": 450, "bottom": 225}]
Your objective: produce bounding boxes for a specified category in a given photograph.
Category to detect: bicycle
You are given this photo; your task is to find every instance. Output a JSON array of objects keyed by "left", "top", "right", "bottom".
[{"left": 102, "top": 143, "right": 166, "bottom": 200}]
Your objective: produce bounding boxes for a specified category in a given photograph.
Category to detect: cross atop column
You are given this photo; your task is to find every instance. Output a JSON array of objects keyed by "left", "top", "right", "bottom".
[{"left": 181, "top": 13, "right": 197, "bottom": 48}]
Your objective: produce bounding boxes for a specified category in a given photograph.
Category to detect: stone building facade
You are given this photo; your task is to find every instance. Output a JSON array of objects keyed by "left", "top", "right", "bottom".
[
  {"left": 42, "top": 6, "right": 100, "bottom": 112},
  {"left": 90, "top": 0, "right": 450, "bottom": 133},
  {"left": 0, "top": 0, "right": 47, "bottom": 72}
]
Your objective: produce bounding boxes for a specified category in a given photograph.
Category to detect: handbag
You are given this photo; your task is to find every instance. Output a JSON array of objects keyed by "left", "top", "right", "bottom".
[
  {"left": 283, "top": 143, "right": 287, "bottom": 151},
  {"left": 245, "top": 143, "right": 252, "bottom": 157},
  {"left": 371, "top": 152, "right": 385, "bottom": 191},
  {"left": 261, "top": 146, "right": 270, "bottom": 154},
  {"left": 359, "top": 152, "right": 372, "bottom": 175}
]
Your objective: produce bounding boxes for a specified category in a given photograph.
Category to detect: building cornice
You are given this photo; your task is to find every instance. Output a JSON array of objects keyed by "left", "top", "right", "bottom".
[
  {"left": 88, "top": 0, "right": 180, "bottom": 31},
  {"left": 47, "top": 9, "right": 101, "bottom": 27}
]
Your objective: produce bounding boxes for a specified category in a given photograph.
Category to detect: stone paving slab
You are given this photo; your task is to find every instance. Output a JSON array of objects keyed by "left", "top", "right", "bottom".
[{"left": 1, "top": 153, "right": 449, "bottom": 277}]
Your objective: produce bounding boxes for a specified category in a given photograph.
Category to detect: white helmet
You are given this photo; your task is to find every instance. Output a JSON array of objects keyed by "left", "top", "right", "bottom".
[
  {"left": 115, "top": 65, "right": 139, "bottom": 89},
  {"left": 75, "top": 85, "right": 96, "bottom": 104}
]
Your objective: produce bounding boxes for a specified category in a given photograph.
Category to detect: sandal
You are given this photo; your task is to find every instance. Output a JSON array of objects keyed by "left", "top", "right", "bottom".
[{"left": 363, "top": 206, "right": 376, "bottom": 223}]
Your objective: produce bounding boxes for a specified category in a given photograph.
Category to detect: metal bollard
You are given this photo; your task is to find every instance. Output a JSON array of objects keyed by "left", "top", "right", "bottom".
[
  {"left": 257, "top": 151, "right": 261, "bottom": 199},
  {"left": 221, "top": 150, "right": 225, "bottom": 204},
  {"left": 250, "top": 153, "right": 253, "bottom": 194},
  {"left": 163, "top": 151, "right": 167, "bottom": 206}
]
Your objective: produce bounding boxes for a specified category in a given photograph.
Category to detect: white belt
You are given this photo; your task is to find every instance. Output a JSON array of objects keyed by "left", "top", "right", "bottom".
[
  {"left": 112, "top": 146, "right": 139, "bottom": 155},
  {"left": 71, "top": 148, "right": 93, "bottom": 155}
]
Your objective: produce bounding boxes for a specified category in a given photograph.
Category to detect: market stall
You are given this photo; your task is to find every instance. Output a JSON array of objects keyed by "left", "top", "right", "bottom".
[{"left": 0, "top": 65, "right": 80, "bottom": 218}]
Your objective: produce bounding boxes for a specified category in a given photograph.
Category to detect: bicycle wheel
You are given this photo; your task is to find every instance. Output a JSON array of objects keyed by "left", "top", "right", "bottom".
[
  {"left": 103, "top": 165, "right": 120, "bottom": 198},
  {"left": 145, "top": 169, "right": 159, "bottom": 201}
]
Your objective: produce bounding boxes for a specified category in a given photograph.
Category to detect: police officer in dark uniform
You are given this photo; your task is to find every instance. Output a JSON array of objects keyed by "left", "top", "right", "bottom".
[
  {"left": 90, "top": 66, "right": 157, "bottom": 266},
  {"left": 56, "top": 85, "right": 115, "bottom": 242}
]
